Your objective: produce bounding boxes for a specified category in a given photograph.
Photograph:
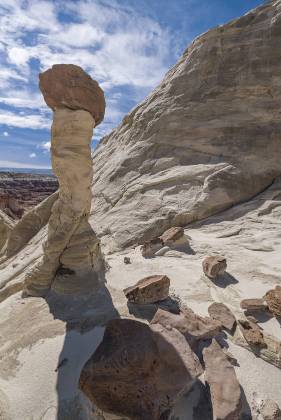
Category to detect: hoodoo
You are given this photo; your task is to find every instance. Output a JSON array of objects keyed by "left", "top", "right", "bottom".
[{"left": 23, "top": 64, "right": 105, "bottom": 296}]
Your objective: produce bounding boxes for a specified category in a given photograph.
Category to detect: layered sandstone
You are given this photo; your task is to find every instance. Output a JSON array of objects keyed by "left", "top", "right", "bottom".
[{"left": 90, "top": 0, "right": 281, "bottom": 251}]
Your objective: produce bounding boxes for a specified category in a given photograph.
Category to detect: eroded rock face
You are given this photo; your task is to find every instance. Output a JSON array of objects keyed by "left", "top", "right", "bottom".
[
  {"left": 79, "top": 319, "right": 202, "bottom": 419},
  {"left": 151, "top": 307, "right": 221, "bottom": 347},
  {"left": 202, "top": 256, "right": 227, "bottom": 280},
  {"left": 39, "top": 64, "right": 105, "bottom": 125},
  {"left": 208, "top": 302, "right": 236, "bottom": 331},
  {"left": 0, "top": 210, "right": 14, "bottom": 254},
  {"left": 264, "top": 286, "right": 281, "bottom": 317},
  {"left": 123, "top": 275, "right": 170, "bottom": 304},
  {"left": 91, "top": 1, "right": 281, "bottom": 250},
  {"left": 203, "top": 339, "right": 242, "bottom": 420},
  {"left": 238, "top": 319, "right": 266, "bottom": 348},
  {"left": 23, "top": 66, "right": 105, "bottom": 296}
]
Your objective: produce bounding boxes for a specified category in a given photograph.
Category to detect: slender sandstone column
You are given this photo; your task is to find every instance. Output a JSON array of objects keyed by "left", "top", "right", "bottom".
[{"left": 23, "top": 64, "right": 105, "bottom": 296}]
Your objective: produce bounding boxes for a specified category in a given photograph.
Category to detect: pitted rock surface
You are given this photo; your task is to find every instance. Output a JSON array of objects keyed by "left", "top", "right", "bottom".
[{"left": 79, "top": 318, "right": 202, "bottom": 419}]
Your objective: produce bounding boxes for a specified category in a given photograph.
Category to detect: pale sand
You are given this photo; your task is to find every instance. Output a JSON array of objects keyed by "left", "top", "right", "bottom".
[{"left": 1, "top": 185, "right": 281, "bottom": 419}]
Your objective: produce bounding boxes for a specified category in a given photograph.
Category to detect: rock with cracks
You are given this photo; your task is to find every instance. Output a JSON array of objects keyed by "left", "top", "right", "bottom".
[
  {"left": 203, "top": 339, "right": 242, "bottom": 420},
  {"left": 79, "top": 318, "right": 202, "bottom": 419},
  {"left": 123, "top": 275, "right": 170, "bottom": 304}
]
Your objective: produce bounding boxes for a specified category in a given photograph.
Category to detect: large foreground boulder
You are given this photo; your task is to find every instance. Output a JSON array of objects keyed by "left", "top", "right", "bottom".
[
  {"left": 90, "top": 0, "right": 281, "bottom": 250},
  {"left": 79, "top": 319, "right": 202, "bottom": 419}
]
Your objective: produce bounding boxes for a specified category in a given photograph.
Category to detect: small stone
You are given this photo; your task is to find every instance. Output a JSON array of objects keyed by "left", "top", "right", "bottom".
[
  {"left": 264, "top": 286, "right": 281, "bottom": 317},
  {"left": 240, "top": 298, "right": 267, "bottom": 311},
  {"left": 208, "top": 302, "right": 236, "bottom": 331},
  {"left": 203, "top": 339, "right": 242, "bottom": 420},
  {"left": 123, "top": 275, "right": 170, "bottom": 304},
  {"left": 238, "top": 319, "right": 266, "bottom": 348},
  {"left": 140, "top": 237, "right": 164, "bottom": 258},
  {"left": 151, "top": 307, "right": 221, "bottom": 347},
  {"left": 160, "top": 226, "right": 185, "bottom": 246},
  {"left": 202, "top": 255, "right": 227, "bottom": 279},
  {"left": 123, "top": 256, "right": 131, "bottom": 264},
  {"left": 259, "top": 399, "right": 281, "bottom": 420},
  {"left": 79, "top": 319, "right": 202, "bottom": 419}
]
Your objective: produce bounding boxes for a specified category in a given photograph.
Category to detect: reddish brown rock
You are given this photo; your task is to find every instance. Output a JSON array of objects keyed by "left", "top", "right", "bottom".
[
  {"left": 238, "top": 319, "right": 266, "bottom": 348},
  {"left": 264, "top": 286, "right": 281, "bottom": 317},
  {"left": 240, "top": 298, "right": 268, "bottom": 312},
  {"left": 123, "top": 275, "right": 170, "bottom": 304},
  {"left": 79, "top": 319, "right": 202, "bottom": 419},
  {"left": 202, "top": 255, "right": 227, "bottom": 279},
  {"left": 140, "top": 237, "right": 164, "bottom": 257},
  {"left": 203, "top": 339, "right": 242, "bottom": 420},
  {"left": 208, "top": 302, "right": 236, "bottom": 331},
  {"left": 39, "top": 64, "right": 105, "bottom": 125},
  {"left": 151, "top": 307, "right": 221, "bottom": 347},
  {"left": 160, "top": 226, "right": 184, "bottom": 246}
]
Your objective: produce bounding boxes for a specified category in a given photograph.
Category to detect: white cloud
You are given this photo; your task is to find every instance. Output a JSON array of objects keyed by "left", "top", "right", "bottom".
[
  {"left": 0, "top": 109, "right": 50, "bottom": 129},
  {"left": 41, "top": 141, "right": 51, "bottom": 152},
  {"left": 3, "top": 131, "right": 9, "bottom": 136},
  {"left": 29, "top": 152, "right": 36, "bottom": 158}
]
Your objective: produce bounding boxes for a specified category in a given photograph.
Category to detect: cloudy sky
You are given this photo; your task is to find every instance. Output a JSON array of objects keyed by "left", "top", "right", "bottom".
[{"left": 0, "top": 0, "right": 265, "bottom": 169}]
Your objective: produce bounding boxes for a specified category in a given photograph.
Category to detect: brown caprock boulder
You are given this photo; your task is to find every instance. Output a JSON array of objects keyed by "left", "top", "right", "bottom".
[
  {"left": 203, "top": 339, "right": 242, "bottom": 420},
  {"left": 202, "top": 256, "right": 227, "bottom": 280},
  {"left": 79, "top": 318, "right": 202, "bottom": 419},
  {"left": 208, "top": 302, "right": 236, "bottom": 332},
  {"left": 39, "top": 64, "right": 105, "bottom": 125}
]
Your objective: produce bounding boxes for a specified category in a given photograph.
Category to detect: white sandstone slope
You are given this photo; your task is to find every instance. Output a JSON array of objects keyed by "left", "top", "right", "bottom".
[{"left": 91, "top": 0, "right": 281, "bottom": 251}]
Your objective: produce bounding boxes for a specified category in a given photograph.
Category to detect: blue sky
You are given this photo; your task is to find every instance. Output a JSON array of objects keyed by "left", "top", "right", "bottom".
[{"left": 0, "top": 0, "right": 265, "bottom": 169}]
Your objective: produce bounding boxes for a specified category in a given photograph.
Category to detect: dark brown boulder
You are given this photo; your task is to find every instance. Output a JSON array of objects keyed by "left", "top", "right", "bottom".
[
  {"left": 208, "top": 302, "right": 236, "bottom": 332},
  {"left": 151, "top": 307, "right": 221, "bottom": 347},
  {"left": 79, "top": 319, "right": 202, "bottom": 419},
  {"left": 240, "top": 298, "right": 268, "bottom": 312},
  {"left": 39, "top": 64, "right": 105, "bottom": 125},
  {"left": 203, "top": 339, "right": 242, "bottom": 420},
  {"left": 202, "top": 256, "right": 227, "bottom": 279},
  {"left": 123, "top": 275, "right": 170, "bottom": 304}
]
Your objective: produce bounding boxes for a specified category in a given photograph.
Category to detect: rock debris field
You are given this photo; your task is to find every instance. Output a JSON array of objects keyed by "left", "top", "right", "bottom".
[{"left": 1, "top": 1, "right": 281, "bottom": 419}]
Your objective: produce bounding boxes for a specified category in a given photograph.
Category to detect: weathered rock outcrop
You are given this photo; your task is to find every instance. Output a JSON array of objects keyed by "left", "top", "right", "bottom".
[
  {"left": 23, "top": 65, "right": 105, "bottom": 296},
  {"left": 90, "top": 0, "right": 281, "bottom": 250},
  {"left": 79, "top": 319, "right": 202, "bottom": 419},
  {"left": 0, "top": 210, "right": 14, "bottom": 253},
  {"left": 0, "top": 172, "right": 58, "bottom": 218},
  {"left": 203, "top": 340, "right": 242, "bottom": 420}
]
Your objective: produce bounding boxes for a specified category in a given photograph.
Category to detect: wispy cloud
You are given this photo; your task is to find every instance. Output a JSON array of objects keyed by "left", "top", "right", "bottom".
[
  {"left": 0, "top": 159, "right": 50, "bottom": 169},
  {"left": 0, "top": 109, "right": 50, "bottom": 129}
]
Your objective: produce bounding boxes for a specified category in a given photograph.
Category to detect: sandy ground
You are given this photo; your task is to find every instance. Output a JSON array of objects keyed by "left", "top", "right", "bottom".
[{"left": 1, "top": 180, "right": 281, "bottom": 419}]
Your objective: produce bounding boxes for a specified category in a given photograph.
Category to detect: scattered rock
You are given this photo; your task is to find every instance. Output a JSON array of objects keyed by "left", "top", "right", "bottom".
[
  {"left": 39, "top": 64, "right": 105, "bottom": 125},
  {"left": 123, "top": 257, "right": 131, "bottom": 264},
  {"left": 123, "top": 275, "right": 170, "bottom": 304},
  {"left": 238, "top": 319, "right": 266, "bottom": 348},
  {"left": 203, "top": 339, "right": 242, "bottom": 420},
  {"left": 240, "top": 299, "right": 268, "bottom": 312},
  {"left": 140, "top": 237, "right": 164, "bottom": 258},
  {"left": 264, "top": 286, "right": 281, "bottom": 317},
  {"left": 160, "top": 226, "right": 185, "bottom": 246},
  {"left": 208, "top": 302, "right": 236, "bottom": 332},
  {"left": 79, "top": 318, "right": 202, "bottom": 419},
  {"left": 202, "top": 256, "right": 227, "bottom": 280},
  {"left": 259, "top": 399, "right": 281, "bottom": 420},
  {"left": 151, "top": 307, "right": 221, "bottom": 347}
]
